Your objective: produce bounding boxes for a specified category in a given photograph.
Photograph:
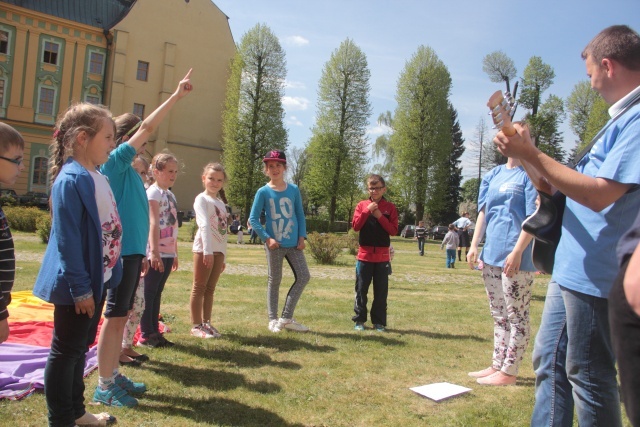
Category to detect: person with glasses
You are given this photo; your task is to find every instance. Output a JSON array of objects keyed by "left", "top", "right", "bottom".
[
  {"left": 0, "top": 122, "right": 25, "bottom": 344},
  {"left": 351, "top": 174, "right": 398, "bottom": 332}
]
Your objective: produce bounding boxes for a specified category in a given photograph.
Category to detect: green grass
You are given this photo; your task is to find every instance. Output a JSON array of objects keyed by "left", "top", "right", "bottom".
[{"left": 1, "top": 228, "right": 631, "bottom": 426}]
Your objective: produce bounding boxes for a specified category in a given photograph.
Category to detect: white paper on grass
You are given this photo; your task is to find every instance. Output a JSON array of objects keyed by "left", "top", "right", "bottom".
[{"left": 410, "top": 382, "right": 472, "bottom": 401}]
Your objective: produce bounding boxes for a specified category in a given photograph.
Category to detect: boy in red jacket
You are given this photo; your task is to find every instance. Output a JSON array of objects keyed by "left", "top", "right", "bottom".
[{"left": 351, "top": 174, "right": 398, "bottom": 332}]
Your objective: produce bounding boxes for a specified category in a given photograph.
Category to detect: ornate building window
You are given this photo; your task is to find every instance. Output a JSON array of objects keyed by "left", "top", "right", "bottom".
[
  {"left": 42, "top": 41, "right": 60, "bottom": 65},
  {"left": 89, "top": 51, "right": 105, "bottom": 75},
  {"left": 31, "top": 156, "right": 48, "bottom": 186}
]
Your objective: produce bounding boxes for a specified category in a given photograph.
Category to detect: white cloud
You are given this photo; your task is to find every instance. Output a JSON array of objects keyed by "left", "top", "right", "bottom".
[
  {"left": 286, "top": 115, "right": 303, "bottom": 127},
  {"left": 282, "top": 35, "right": 309, "bottom": 46},
  {"left": 282, "top": 96, "right": 310, "bottom": 111},
  {"left": 366, "top": 124, "right": 391, "bottom": 137},
  {"left": 285, "top": 80, "right": 306, "bottom": 90}
]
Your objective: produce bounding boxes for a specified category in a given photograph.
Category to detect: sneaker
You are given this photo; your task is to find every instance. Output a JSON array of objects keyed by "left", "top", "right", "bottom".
[
  {"left": 115, "top": 374, "right": 147, "bottom": 394},
  {"left": 136, "top": 335, "right": 162, "bottom": 348},
  {"left": 354, "top": 322, "right": 365, "bottom": 331},
  {"left": 157, "top": 334, "right": 174, "bottom": 347},
  {"left": 279, "top": 318, "right": 309, "bottom": 332},
  {"left": 93, "top": 384, "right": 138, "bottom": 408},
  {"left": 476, "top": 371, "right": 517, "bottom": 386},
  {"left": 202, "top": 322, "right": 222, "bottom": 338},
  {"left": 268, "top": 319, "right": 282, "bottom": 333},
  {"left": 468, "top": 367, "right": 498, "bottom": 378},
  {"left": 374, "top": 324, "right": 385, "bottom": 332},
  {"left": 191, "top": 324, "right": 215, "bottom": 339}
]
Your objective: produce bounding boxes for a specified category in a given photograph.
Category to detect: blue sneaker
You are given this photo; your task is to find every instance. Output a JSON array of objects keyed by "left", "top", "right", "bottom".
[
  {"left": 354, "top": 322, "right": 365, "bottom": 331},
  {"left": 93, "top": 384, "right": 138, "bottom": 407},
  {"left": 374, "top": 324, "right": 385, "bottom": 332},
  {"left": 115, "top": 374, "right": 147, "bottom": 394}
]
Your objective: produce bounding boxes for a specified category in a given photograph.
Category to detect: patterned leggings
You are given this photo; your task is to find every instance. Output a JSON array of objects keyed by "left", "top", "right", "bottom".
[
  {"left": 482, "top": 264, "right": 534, "bottom": 376},
  {"left": 122, "top": 276, "right": 145, "bottom": 348},
  {"left": 265, "top": 245, "right": 310, "bottom": 321}
]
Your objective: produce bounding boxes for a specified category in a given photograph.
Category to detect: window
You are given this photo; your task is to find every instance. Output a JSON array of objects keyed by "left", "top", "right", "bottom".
[
  {"left": 89, "top": 52, "right": 104, "bottom": 74},
  {"left": 0, "top": 30, "right": 8, "bottom": 54},
  {"left": 133, "top": 103, "right": 145, "bottom": 119},
  {"left": 38, "top": 87, "right": 55, "bottom": 115},
  {"left": 32, "top": 156, "right": 48, "bottom": 186},
  {"left": 86, "top": 95, "right": 100, "bottom": 105},
  {"left": 43, "top": 41, "right": 59, "bottom": 65},
  {"left": 0, "top": 80, "right": 4, "bottom": 106},
  {"left": 136, "top": 61, "right": 149, "bottom": 81}
]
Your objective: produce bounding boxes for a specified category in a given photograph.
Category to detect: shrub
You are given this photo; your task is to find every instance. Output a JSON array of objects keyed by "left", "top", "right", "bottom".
[
  {"left": 344, "top": 229, "right": 359, "bottom": 256},
  {"left": 306, "top": 232, "right": 343, "bottom": 265},
  {"left": 0, "top": 194, "right": 19, "bottom": 207},
  {"left": 189, "top": 219, "right": 198, "bottom": 242},
  {"left": 36, "top": 214, "right": 51, "bottom": 243},
  {"left": 3, "top": 206, "right": 49, "bottom": 232},
  {"left": 306, "top": 219, "right": 350, "bottom": 233}
]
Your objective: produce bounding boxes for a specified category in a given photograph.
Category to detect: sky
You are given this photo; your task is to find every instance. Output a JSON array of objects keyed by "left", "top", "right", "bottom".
[{"left": 211, "top": 0, "right": 640, "bottom": 181}]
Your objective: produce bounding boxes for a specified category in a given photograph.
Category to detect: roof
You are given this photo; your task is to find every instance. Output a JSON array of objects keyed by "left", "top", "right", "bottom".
[{"left": 1, "top": 0, "right": 137, "bottom": 30}]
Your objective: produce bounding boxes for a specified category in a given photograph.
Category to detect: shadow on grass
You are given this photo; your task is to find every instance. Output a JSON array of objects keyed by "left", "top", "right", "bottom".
[
  {"left": 174, "top": 343, "right": 302, "bottom": 370},
  {"left": 531, "top": 294, "right": 546, "bottom": 302},
  {"left": 312, "top": 330, "right": 406, "bottom": 346},
  {"left": 139, "top": 393, "right": 305, "bottom": 426},
  {"left": 393, "top": 328, "right": 489, "bottom": 342},
  {"left": 224, "top": 334, "right": 336, "bottom": 353},
  {"left": 146, "top": 360, "right": 281, "bottom": 394},
  {"left": 515, "top": 376, "right": 536, "bottom": 387}
]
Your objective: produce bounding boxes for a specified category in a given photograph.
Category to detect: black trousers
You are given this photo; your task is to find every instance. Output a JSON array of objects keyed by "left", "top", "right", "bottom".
[
  {"left": 609, "top": 256, "right": 640, "bottom": 427},
  {"left": 352, "top": 260, "right": 389, "bottom": 326}
]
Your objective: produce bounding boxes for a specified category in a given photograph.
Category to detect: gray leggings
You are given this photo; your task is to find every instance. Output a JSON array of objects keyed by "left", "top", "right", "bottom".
[{"left": 264, "top": 245, "right": 310, "bottom": 321}]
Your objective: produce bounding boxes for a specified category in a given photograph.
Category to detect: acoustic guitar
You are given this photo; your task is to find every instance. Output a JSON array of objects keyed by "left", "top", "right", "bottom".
[{"left": 486, "top": 91, "right": 563, "bottom": 274}]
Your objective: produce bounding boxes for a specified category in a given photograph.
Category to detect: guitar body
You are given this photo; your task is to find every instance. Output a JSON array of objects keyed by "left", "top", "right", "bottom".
[{"left": 522, "top": 191, "right": 566, "bottom": 274}]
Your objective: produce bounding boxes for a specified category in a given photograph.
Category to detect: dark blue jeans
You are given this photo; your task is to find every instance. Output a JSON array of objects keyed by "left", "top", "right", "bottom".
[
  {"left": 45, "top": 291, "right": 106, "bottom": 427},
  {"left": 352, "top": 260, "right": 389, "bottom": 326},
  {"left": 417, "top": 237, "right": 425, "bottom": 255},
  {"left": 141, "top": 258, "right": 174, "bottom": 338}
]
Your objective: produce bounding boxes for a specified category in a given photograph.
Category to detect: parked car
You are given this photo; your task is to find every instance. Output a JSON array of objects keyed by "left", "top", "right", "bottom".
[
  {"left": 426, "top": 225, "right": 448, "bottom": 240},
  {"left": 0, "top": 188, "right": 19, "bottom": 201},
  {"left": 19, "top": 191, "right": 49, "bottom": 209},
  {"left": 186, "top": 210, "right": 196, "bottom": 220},
  {"left": 400, "top": 225, "right": 416, "bottom": 238}
]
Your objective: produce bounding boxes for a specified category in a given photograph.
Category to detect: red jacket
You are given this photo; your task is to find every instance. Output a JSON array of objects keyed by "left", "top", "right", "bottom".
[{"left": 352, "top": 197, "right": 398, "bottom": 263}]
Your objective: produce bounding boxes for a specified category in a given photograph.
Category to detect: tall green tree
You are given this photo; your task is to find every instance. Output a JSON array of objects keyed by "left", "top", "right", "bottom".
[
  {"left": 391, "top": 45, "right": 452, "bottom": 222},
  {"left": 519, "top": 56, "right": 555, "bottom": 117},
  {"left": 566, "top": 80, "right": 600, "bottom": 145},
  {"left": 221, "top": 24, "right": 288, "bottom": 217},
  {"left": 305, "top": 38, "right": 372, "bottom": 224},
  {"left": 371, "top": 111, "right": 396, "bottom": 177},
  {"left": 482, "top": 51, "right": 517, "bottom": 94},
  {"left": 526, "top": 94, "right": 566, "bottom": 163}
]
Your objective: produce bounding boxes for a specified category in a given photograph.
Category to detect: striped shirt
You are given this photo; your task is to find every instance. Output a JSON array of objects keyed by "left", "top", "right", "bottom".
[{"left": 0, "top": 205, "right": 15, "bottom": 321}]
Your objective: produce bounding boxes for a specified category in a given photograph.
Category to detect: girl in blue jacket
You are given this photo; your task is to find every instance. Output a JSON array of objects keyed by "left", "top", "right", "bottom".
[{"left": 33, "top": 103, "right": 123, "bottom": 426}]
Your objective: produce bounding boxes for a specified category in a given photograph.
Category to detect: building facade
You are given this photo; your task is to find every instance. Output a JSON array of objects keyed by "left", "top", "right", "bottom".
[{"left": 0, "top": 0, "right": 235, "bottom": 210}]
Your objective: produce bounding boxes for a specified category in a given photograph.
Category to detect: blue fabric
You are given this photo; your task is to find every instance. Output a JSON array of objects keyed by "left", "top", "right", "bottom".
[
  {"left": 553, "top": 104, "right": 640, "bottom": 298},
  {"left": 33, "top": 158, "right": 122, "bottom": 305},
  {"left": 478, "top": 164, "right": 537, "bottom": 272},
  {"left": 249, "top": 183, "right": 306, "bottom": 248},
  {"left": 531, "top": 281, "right": 621, "bottom": 426},
  {"left": 100, "top": 143, "right": 149, "bottom": 257}
]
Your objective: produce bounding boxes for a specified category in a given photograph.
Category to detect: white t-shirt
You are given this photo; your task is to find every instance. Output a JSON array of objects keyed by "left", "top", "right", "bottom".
[
  {"left": 147, "top": 184, "right": 178, "bottom": 258},
  {"left": 89, "top": 170, "right": 122, "bottom": 282},
  {"left": 192, "top": 192, "right": 228, "bottom": 259}
]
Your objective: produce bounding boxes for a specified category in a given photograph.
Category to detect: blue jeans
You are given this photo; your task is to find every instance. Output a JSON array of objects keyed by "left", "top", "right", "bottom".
[
  {"left": 417, "top": 237, "right": 425, "bottom": 255},
  {"left": 446, "top": 249, "right": 456, "bottom": 268},
  {"left": 531, "top": 281, "right": 621, "bottom": 427},
  {"left": 141, "top": 257, "right": 174, "bottom": 338}
]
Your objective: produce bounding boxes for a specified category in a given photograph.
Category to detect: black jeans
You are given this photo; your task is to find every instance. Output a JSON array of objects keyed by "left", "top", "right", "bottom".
[
  {"left": 609, "top": 256, "right": 640, "bottom": 427},
  {"left": 45, "top": 292, "right": 106, "bottom": 427},
  {"left": 104, "top": 254, "right": 144, "bottom": 317},
  {"left": 141, "top": 257, "right": 174, "bottom": 338},
  {"left": 352, "top": 260, "right": 389, "bottom": 326}
]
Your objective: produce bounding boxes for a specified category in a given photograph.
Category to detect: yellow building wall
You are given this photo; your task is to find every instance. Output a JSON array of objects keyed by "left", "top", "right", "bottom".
[{"left": 109, "top": 0, "right": 235, "bottom": 210}]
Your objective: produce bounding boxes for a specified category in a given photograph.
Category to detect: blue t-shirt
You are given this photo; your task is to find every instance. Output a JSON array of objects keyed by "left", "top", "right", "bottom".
[
  {"left": 249, "top": 183, "right": 306, "bottom": 248},
  {"left": 478, "top": 164, "right": 537, "bottom": 271},
  {"left": 100, "top": 143, "right": 149, "bottom": 257},
  {"left": 553, "top": 102, "right": 640, "bottom": 298},
  {"left": 453, "top": 216, "right": 471, "bottom": 229}
]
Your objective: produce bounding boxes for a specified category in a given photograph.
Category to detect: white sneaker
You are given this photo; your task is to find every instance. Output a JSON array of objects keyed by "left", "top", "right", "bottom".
[
  {"left": 279, "top": 318, "right": 309, "bottom": 332},
  {"left": 268, "top": 319, "right": 282, "bottom": 333},
  {"left": 202, "top": 322, "right": 222, "bottom": 338},
  {"left": 191, "top": 324, "right": 215, "bottom": 339}
]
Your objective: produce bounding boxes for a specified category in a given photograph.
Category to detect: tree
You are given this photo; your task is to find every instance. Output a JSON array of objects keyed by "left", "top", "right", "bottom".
[
  {"left": 221, "top": 24, "right": 288, "bottom": 217},
  {"left": 371, "top": 111, "right": 396, "bottom": 177},
  {"left": 566, "top": 80, "right": 600, "bottom": 145},
  {"left": 391, "top": 45, "right": 452, "bottom": 222},
  {"left": 461, "top": 178, "right": 480, "bottom": 203},
  {"left": 526, "top": 94, "right": 566, "bottom": 163},
  {"left": 519, "top": 56, "right": 555, "bottom": 117},
  {"left": 305, "top": 39, "right": 372, "bottom": 225},
  {"left": 581, "top": 96, "right": 610, "bottom": 151},
  {"left": 482, "top": 51, "right": 517, "bottom": 94}
]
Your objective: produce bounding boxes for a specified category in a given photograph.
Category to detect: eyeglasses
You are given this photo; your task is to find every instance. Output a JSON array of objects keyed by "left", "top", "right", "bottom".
[
  {"left": 368, "top": 186, "right": 385, "bottom": 192},
  {"left": 0, "top": 155, "right": 23, "bottom": 166}
]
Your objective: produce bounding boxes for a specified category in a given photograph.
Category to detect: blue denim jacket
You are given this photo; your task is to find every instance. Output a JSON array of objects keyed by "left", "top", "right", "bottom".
[{"left": 33, "top": 158, "right": 122, "bottom": 305}]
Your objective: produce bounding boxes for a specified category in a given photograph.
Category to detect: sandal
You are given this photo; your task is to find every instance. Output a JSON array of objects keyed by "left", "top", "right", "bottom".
[{"left": 75, "top": 412, "right": 116, "bottom": 426}]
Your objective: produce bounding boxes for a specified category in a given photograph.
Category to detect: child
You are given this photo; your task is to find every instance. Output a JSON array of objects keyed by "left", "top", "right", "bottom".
[
  {"left": 249, "top": 149, "right": 310, "bottom": 333},
  {"left": 415, "top": 220, "right": 427, "bottom": 256},
  {"left": 120, "top": 156, "right": 151, "bottom": 365},
  {"left": 230, "top": 214, "right": 243, "bottom": 244},
  {"left": 441, "top": 224, "right": 459, "bottom": 268},
  {"left": 0, "top": 122, "right": 25, "bottom": 345},
  {"left": 96, "top": 69, "right": 191, "bottom": 403},
  {"left": 352, "top": 174, "right": 398, "bottom": 332},
  {"left": 190, "top": 163, "right": 228, "bottom": 339},
  {"left": 33, "top": 104, "right": 123, "bottom": 425},
  {"left": 138, "top": 152, "right": 180, "bottom": 348}
]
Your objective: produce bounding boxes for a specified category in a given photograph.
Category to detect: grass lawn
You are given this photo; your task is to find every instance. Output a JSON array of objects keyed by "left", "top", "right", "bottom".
[{"left": 1, "top": 227, "right": 631, "bottom": 426}]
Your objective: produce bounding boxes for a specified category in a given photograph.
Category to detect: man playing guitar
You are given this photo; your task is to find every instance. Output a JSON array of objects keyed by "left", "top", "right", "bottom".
[{"left": 494, "top": 25, "right": 640, "bottom": 427}]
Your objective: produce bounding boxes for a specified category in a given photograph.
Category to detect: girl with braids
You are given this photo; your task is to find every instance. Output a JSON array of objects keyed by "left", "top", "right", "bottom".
[
  {"left": 33, "top": 103, "right": 122, "bottom": 426},
  {"left": 95, "top": 70, "right": 192, "bottom": 405},
  {"left": 138, "top": 152, "right": 180, "bottom": 347}
]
